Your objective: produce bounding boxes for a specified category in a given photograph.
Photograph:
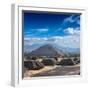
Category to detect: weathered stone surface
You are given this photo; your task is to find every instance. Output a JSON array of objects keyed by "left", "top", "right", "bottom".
[
  {"left": 57, "top": 59, "right": 75, "bottom": 66},
  {"left": 24, "top": 60, "right": 44, "bottom": 70},
  {"left": 41, "top": 58, "right": 57, "bottom": 66}
]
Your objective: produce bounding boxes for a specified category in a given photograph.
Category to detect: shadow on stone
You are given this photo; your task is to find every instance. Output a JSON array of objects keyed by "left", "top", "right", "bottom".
[
  {"left": 41, "top": 58, "right": 57, "bottom": 66},
  {"left": 24, "top": 60, "right": 44, "bottom": 70}
]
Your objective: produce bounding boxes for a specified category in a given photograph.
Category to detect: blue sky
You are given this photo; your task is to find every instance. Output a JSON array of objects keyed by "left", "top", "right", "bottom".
[{"left": 24, "top": 11, "right": 80, "bottom": 51}]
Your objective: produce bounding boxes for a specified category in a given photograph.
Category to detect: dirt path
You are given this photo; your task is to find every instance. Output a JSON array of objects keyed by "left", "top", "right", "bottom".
[
  {"left": 33, "top": 65, "right": 80, "bottom": 77},
  {"left": 24, "top": 65, "right": 80, "bottom": 79}
]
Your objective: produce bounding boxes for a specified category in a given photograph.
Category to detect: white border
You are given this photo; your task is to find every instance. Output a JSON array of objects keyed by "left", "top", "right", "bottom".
[{"left": 11, "top": 4, "right": 87, "bottom": 87}]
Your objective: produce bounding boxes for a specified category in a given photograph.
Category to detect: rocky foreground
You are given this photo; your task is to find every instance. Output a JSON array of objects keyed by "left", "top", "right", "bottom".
[{"left": 24, "top": 64, "right": 80, "bottom": 79}]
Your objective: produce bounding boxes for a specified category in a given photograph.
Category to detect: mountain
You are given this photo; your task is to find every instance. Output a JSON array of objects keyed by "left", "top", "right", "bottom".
[
  {"left": 30, "top": 44, "right": 64, "bottom": 57},
  {"left": 61, "top": 47, "right": 80, "bottom": 54},
  {"left": 24, "top": 44, "right": 43, "bottom": 53},
  {"left": 52, "top": 44, "right": 80, "bottom": 54}
]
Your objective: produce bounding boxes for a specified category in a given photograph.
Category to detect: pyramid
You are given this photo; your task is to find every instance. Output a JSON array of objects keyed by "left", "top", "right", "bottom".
[{"left": 30, "top": 44, "right": 64, "bottom": 57}]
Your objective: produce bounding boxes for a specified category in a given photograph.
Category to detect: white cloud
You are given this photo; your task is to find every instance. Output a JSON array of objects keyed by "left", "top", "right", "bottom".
[
  {"left": 55, "top": 15, "right": 80, "bottom": 33},
  {"left": 24, "top": 34, "right": 80, "bottom": 48},
  {"left": 52, "top": 35, "right": 80, "bottom": 48},
  {"left": 24, "top": 37, "right": 47, "bottom": 46},
  {"left": 64, "top": 28, "right": 74, "bottom": 34},
  {"left": 77, "top": 20, "right": 80, "bottom": 25},
  {"left": 48, "top": 36, "right": 63, "bottom": 43},
  {"left": 35, "top": 28, "right": 48, "bottom": 32},
  {"left": 64, "top": 15, "right": 75, "bottom": 23},
  {"left": 51, "top": 36, "right": 63, "bottom": 39},
  {"left": 63, "top": 15, "right": 80, "bottom": 25},
  {"left": 64, "top": 27, "right": 80, "bottom": 35}
]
